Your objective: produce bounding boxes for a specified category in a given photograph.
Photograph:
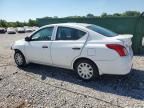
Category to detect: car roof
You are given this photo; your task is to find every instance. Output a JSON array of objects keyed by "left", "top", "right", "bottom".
[{"left": 43, "top": 23, "right": 92, "bottom": 28}]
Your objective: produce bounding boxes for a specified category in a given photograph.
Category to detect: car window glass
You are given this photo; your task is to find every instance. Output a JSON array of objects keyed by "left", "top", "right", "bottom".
[
  {"left": 31, "top": 27, "right": 53, "bottom": 41},
  {"left": 86, "top": 25, "right": 118, "bottom": 37},
  {"left": 56, "top": 27, "right": 86, "bottom": 40}
]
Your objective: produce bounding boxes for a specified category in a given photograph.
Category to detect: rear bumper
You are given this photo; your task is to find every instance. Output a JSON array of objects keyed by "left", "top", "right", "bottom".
[
  {"left": 95, "top": 55, "right": 133, "bottom": 75},
  {"left": 18, "top": 31, "right": 25, "bottom": 33},
  {"left": 0, "top": 31, "right": 6, "bottom": 33},
  {"left": 8, "top": 32, "right": 16, "bottom": 34}
]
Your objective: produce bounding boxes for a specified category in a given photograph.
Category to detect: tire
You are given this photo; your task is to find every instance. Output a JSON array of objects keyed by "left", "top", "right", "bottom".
[
  {"left": 14, "top": 51, "right": 26, "bottom": 67},
  {"left": 74, "top": 59, "right": 99, "bottom": 81}
]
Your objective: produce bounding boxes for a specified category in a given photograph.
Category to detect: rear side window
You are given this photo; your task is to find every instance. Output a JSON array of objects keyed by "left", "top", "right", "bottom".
[
  {"left": 56, "top": 27, "right": 86, "bottom": 40},
  {"left": 86, "top": 25, "right": 118, "bottom": 37}
]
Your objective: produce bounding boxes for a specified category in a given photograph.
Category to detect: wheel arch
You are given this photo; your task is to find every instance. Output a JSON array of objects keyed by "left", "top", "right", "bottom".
[
  {"left": 14, "top": 49, "right": 25, "bottom": 56},
  {"left": 14, "top": 49, "right": 29, "bottom": 64},
  {"left": 14, "top": 49, "right": 23, "bottom": 53},
  {"left": 73, "top": 57, "right": 99, "bottom": 71}
]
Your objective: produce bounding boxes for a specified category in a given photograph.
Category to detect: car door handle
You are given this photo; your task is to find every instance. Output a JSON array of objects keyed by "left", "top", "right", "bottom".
[
  {"left": 42, "top": 45, "right": 48, "bottom": 48},
  {"left": 72, "top": 47, "right": 81, "bottom": 50}
]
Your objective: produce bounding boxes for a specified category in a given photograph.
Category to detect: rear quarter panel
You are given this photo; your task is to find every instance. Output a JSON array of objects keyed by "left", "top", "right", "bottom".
[{"left": 80, "top": 40, "right": 121, "bottom": 61}]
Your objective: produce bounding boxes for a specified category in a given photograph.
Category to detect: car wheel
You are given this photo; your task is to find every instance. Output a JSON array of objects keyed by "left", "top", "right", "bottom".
[
  {"left": 75, "top": 59, "right": 99, "bottom": 81},
  {"left": 14, "top": 51, "right": 26, "bottom": 67}
]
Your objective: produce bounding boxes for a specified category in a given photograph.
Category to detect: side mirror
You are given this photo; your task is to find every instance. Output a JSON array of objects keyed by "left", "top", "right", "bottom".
[{"left": 25, "top": 37, "right": 31, "bottom": 42}]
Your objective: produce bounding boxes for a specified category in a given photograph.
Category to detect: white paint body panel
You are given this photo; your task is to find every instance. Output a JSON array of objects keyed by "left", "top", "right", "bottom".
[
  {"left": 25, "top": 41, "right": 52, "bottom": 64},
  {"left": 11, "top": 23, "right": 133, "bottom": 75},
  {"left": 51, "top": 40, "right": 85, "bottom": 68}
]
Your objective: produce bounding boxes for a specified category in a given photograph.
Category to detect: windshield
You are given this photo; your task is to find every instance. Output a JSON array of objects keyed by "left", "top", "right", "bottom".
[{"left": 86, "top": 25, "right": 118, "bottom": 37}]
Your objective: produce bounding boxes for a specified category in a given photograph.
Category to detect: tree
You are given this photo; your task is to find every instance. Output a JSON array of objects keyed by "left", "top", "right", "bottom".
[
  {"left": 15, "top": 21, "right": 23, "bottom": 27},
  {"left": 66, "top": 16, "right": 83, "bottom": 18},
  {"left": 101, "top": 11, "right": 141, "bottom": 17},
  {"left": 101, "top": 13, "right": 108, "bottom": 17},
  {"left": 0, "top": 11, "right": 142, "bottom": 27},
  {"left": 53, "top": 16, "right": 58, "bottom": 18},
  {"left": 28, "top": 19, "right": 37, "bottom": 26},
  {"left": 86, "top": 13, "right": 95, "bottom": 18},
  {"left": 122, "top": 11, "right": 141, "bottom": 16},
  {"left": 113, "top": 13, "right": 121, "bottom": 17},
  {"left": 0, "top": 20, "right": 8, "bottom": 27},
  {"left": 43, "top": 16, "right": 53, "bottom": 19},
  {"left": 7, "top": 22, "right": 17, "bottom": 27}
]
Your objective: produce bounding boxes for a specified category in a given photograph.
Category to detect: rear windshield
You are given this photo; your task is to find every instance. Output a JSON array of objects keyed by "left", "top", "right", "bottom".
[{"left": 86, "top": 25, "right": 118, "bottom": 37}]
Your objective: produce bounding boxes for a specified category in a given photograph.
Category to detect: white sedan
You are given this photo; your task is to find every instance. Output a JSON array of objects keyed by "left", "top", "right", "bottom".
[
  {"left": 16, "top": 27, "right": 25, "bottom": 33},
  {"left": 7, "top": 27, "right": 16, "bottom": 34},
  {"left": 11, "top": 23, "right": 133, "bottom": 80}
]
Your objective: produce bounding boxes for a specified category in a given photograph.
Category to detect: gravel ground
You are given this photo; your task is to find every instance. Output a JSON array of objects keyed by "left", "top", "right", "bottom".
[{"left": 0, "top": 33, "right": 144, "bottom": 108}]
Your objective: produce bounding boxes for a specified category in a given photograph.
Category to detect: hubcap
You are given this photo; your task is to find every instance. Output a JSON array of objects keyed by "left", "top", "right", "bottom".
[
  {"left": 15, "top": 53, "right": 23, "bottom": 65},
  {"left": 77, "top": 63, "right": 93, "bottom": 80}
]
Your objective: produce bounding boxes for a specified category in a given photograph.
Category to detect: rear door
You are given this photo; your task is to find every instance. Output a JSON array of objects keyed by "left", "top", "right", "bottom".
[{"left": 51, "top": 26, "right": 88, "bottom": 68}]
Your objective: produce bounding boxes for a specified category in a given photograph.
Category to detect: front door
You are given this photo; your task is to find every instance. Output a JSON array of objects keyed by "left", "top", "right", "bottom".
[{"left": 25, "top": 27, "right": 54, "bottom": 64}]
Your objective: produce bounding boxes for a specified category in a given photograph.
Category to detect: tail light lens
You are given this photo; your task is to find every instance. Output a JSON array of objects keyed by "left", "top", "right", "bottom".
[{"left": 106, "top": 44, "right": 127, "bottom": 56}]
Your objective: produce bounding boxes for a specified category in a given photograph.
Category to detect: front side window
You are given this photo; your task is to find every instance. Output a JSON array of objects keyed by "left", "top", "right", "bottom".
[
  {"left": 86, "top": 25, "right": 118, "bottom": 37},
  {"left": 56, "top": 27, "right": 86, "bottom": 40},
  {"left": 31, "top": 27, "right": 53, "bottom": 41}
]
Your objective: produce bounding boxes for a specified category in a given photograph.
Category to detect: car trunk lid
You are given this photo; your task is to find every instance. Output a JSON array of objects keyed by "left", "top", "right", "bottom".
[{"left": 111, "top": 34, "right": 133, "bottom": 56}]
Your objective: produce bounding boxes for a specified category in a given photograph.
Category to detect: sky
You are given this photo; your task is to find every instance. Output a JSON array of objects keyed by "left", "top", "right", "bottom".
[{"left": 0, "top": 0, "right": 144, "bottom": 22}]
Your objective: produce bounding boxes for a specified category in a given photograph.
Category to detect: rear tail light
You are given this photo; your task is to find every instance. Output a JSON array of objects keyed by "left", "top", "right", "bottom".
[{"left": 106, "top": 44, "right": 127, "bottom": 56}]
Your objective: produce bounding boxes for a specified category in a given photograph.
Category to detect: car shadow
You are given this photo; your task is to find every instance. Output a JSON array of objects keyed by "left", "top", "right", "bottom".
[{"left": 20, "top": 63, "right": 144, "bottom": 100}]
